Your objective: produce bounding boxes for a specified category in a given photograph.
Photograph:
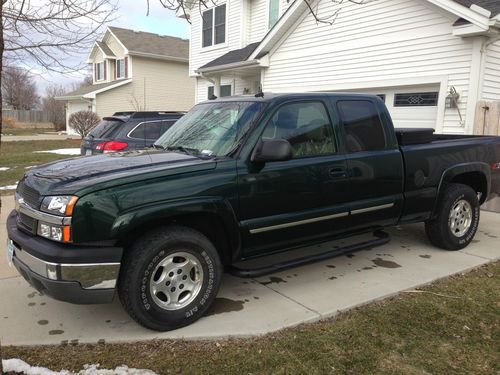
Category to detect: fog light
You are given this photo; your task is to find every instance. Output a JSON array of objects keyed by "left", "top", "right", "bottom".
[{"left": 40, "top": 223, "right": 51, "bottom": 238}]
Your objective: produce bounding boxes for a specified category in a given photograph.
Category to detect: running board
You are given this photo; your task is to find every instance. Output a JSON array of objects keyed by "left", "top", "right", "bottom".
[{"left": 228, "top": 230, "right": 391, "bottom": 278}]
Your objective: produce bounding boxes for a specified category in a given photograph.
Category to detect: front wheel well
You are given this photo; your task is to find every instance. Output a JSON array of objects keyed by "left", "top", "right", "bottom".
[
  {"left": 116, "top": 213, "right": 234, "bottom": 265},
  {"left": 449, "top": 172, "right": 488, "bottom": 204}
]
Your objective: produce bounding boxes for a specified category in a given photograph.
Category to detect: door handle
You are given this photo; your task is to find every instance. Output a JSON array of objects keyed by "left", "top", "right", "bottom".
[{"left": 329, "top": 167, "right": 346, "bottom": 178}]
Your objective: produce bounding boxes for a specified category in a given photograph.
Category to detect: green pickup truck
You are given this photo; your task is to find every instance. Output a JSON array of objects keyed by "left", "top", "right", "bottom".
[{"left": 7, "top": 93, "right": 500, "bottom": 331}]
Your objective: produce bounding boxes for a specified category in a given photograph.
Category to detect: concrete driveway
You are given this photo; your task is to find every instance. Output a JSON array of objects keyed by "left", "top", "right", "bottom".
[{"left": 0, "top": 194, "right": 498, "bottom": 346}]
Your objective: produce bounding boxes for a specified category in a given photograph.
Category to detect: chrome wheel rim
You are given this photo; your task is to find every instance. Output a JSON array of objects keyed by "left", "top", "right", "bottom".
[
  {"left": 149, "top": 252, "right": 204, "bottom": 311},
  {"left": 449, "top": 200, "right": 473, "bottom": 238}
]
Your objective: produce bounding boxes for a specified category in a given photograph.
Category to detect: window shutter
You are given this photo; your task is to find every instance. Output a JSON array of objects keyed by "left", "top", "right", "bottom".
[
  {"left": 125, "top": 57, "right": 129, "bottom": 78},
  {"left": 103, "top": 61, "right": 107, "bottom": 80},
  {"left": 114, "top": 60, "right": 117, "bottom": 80},
  {"left": 94, "top": 63, "right": 97, "bottom": 82}
]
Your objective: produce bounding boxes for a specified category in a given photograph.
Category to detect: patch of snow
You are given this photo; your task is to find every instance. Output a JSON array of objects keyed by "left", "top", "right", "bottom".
[
  {"left": 0, "top": 183, "right": 18, "bottom": 191},
  {"left": 2, "top": 359, "right": 158, "bottom": 375},
  {"left": 0, "top": 167, "right": 10, "bottom": 171},
  {"left": 34, "top": 148, "right": 81, "bottom": 155},
  {"left": 25, "top": 165, "right": 37, "bottom": 169}
]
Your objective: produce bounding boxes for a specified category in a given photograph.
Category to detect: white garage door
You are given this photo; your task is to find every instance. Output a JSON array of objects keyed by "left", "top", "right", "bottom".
[{"left": 355, "top": 85, "right": 440, "bottom": 129}]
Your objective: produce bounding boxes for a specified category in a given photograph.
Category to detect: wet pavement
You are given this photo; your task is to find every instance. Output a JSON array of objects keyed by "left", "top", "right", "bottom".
[{"left": 0, "top": 194, "right": 498, "bottom": 346}]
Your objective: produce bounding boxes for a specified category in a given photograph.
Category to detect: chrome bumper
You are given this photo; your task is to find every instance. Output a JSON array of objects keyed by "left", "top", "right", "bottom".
[{"left": 9, "top": 240, "right": 120, "bottom": 290}]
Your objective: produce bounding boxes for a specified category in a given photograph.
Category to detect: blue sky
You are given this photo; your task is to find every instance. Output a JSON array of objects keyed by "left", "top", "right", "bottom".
[{"left": 36, "top": 2, "right": 189, "bottom": 93}]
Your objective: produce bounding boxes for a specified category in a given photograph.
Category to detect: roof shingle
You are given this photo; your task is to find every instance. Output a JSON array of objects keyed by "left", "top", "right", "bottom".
[
  {"left": 108, "top": 26, "right": 189, "bottom": 60},
  {"left": 199, "top": 42, "right": 261, "bottom": 70},
  {"left": 452, "top": 0, "right": 500, "bottom": 17}
]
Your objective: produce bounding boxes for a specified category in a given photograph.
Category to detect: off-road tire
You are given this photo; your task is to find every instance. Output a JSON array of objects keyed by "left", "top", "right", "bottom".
[
  {"left": 118, "top": 226, "right": 222, "bottom": 331},
  {"left": 425, "top": 183, "right": 480, "bottom": 251}
]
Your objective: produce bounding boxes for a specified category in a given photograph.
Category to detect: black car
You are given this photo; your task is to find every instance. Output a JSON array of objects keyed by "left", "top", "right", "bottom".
[{"left": 81, "top": 111, "right": 184, "bottom": 155}]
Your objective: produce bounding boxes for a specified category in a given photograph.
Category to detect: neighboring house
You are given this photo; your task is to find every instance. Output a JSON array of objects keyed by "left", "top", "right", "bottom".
[
  {"left": 184, "top": 0, "right": 500, "bottom": 134},
  {"left": 57, "top": 26, "right": 195, "bottom": 134}
]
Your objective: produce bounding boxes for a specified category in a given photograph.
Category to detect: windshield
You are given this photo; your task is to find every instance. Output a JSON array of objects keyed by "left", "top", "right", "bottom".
[
  {"left": 90, "top": 119, "right": 125, "bottom": 138},
  {"left": 154, "top": 101, "right": 264, "bottom": 157}
]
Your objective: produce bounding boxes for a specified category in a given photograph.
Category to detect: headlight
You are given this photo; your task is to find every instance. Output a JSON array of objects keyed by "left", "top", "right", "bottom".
[
  {"left": 38, "top": 222, "right": 71, "bottom": 243},
  {"left": 40, "top": 196, "right": 78, "bottom": 216}
]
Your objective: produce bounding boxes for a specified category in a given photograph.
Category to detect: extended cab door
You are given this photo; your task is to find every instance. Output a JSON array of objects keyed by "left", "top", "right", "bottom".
[
  {"left": 237, "top": 98, "right": 351, "bottom": 256},
  {"left": 333, "top": 98, "right": 404, "bottom": 230}
]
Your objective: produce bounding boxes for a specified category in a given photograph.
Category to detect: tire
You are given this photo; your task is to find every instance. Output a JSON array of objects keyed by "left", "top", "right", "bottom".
[
  {"left": 425, "top": 183, "right": 480, "bottom": 251},
  {"left": 118, "top": 225, "right": 222, "bottom": 331}
]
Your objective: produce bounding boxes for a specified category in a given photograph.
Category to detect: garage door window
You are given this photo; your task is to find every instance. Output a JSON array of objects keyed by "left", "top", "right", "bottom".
[
  {"left": 337, "top": 100, "right": 387, "bottom": 153},
  {"left": 394, "top": 92, "right": 438, "bottom": 107}
]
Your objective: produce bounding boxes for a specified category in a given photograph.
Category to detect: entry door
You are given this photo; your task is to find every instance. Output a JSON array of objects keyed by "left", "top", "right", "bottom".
[
  {"left": 237, "top": 100, "right": 351, "bottom": 256},
  {"left": 334, "top": 99, "right": 404, "bottom": 231}
]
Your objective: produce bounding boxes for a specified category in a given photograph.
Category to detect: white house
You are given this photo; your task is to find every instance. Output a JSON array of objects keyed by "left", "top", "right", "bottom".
[
  {"left": 183, "top": 0, "right": 500, "bottom": 134},
  {"left": 57, "top": 26, "right": 195, "bottom": 134}
]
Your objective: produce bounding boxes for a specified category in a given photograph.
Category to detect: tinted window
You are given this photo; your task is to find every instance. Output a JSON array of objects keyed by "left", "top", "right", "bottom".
[
  {"left": 263, "top": 102, "right": 336, "bottom": 158},
  {"left": 337, "top": 100, "right": 386, "bottom": 153},
  {"left": 161, "top": 120, "right": 176, "bottom": 135},
  {"left": 129, "top": 121, "right": 163, "bottom": 140},
  {"left": 90, "top": 119, "right": 124, "bottom": 138}
]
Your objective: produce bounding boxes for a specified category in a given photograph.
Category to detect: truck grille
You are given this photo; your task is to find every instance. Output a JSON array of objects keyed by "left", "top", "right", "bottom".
[
  {"left": 18, "top": 180, "right": 41, "bottom": 209},
  {"left": 18, "top": 212, "right": 37, "bottom": 234}
]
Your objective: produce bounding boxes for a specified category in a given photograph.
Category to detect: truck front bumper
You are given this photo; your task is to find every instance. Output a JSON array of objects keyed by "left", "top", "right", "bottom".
[{"left": 7, "top": 211, "right": 123, "bottom": 304}]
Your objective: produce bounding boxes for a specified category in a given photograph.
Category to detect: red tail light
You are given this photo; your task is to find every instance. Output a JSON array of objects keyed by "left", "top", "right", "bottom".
[{"left": 96, "top": 141, "right": 129, "bottom": 152}]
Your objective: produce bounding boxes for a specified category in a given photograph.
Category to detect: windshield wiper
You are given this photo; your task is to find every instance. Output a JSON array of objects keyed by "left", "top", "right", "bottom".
[
  {"left": 166, "top": 145, "right": 201, "bottom": 157},
  {"left": 152, "top": 144, "right": 165, "bottom": 150}
]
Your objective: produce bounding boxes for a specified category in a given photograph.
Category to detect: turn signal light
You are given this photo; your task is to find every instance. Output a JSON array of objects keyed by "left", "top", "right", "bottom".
[{"left": 96, "top": 141, "right": 129, "bottom": 152}]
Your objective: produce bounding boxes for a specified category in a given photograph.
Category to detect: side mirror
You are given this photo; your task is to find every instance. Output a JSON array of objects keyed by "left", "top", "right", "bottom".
[{"left": 251, "top": 139, "right": 293, "bottom": 163}]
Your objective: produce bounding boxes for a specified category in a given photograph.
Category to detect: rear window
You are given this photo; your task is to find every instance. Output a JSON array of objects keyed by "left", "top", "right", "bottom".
[{"left": 90, "top": 119, "right": 124, "bottom": 138}]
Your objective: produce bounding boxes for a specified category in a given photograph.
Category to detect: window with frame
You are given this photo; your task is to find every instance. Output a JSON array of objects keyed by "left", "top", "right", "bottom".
[
  {"left": 394, "top": 92, "right": 438, "bottom": 107},
  {"left": 129, "top": 121, "right": 162, "bottom": 140},
  {"left": 337, "top": 100, "right": 387, "bottom": 153},
  {"left": 202, "top": 4, "right": 226, "bottom": 47},
  {"left": 208, "top": 85, "right": 232, "bottom": 98},
  {"left": 262, "top": 101, "right": 336, "bottom": 158},
  {"left": 96, "top": 62, "right": 105, "bottom": 81},
  {"left": 116, "top": 59, "right": 125, "bottom": 79},
  {"left": 269, "top": 0, "right": 280, "bottom": 28}
]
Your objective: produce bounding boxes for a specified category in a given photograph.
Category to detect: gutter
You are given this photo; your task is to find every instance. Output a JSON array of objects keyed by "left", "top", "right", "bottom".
[
  {"left": 128, "top": 51, "right": 189, "bottom": 63},
  {"left": 196, "top": 55, "right": 269, "bottom": 74}
]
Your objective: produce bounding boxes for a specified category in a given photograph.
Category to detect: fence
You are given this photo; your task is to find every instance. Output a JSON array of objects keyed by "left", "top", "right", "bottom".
[
  {"left": 474, "top": 101, "right": 500, "bottom": 136},
  {"left": 2, "top": 109, "right": 51, "bottom": 124}
]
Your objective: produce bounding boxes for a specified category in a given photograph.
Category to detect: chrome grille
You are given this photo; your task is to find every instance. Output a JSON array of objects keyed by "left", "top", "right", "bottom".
[{"left": 18, "top": 181, "right": 40, "bottom": 209}]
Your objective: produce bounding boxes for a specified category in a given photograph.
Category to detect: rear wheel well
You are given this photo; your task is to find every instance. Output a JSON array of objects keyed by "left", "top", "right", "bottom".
[
  {"left": 449, "top": 172, "right": 487, "bottom": 204},
  {"left": 117, "top": 213, "right": 233, "bottom": 265}
]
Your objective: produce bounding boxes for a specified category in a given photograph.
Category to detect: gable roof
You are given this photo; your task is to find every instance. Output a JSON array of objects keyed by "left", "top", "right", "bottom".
[
  {"left": 96, "top": 41, "right": 115, "bottom": 57},
  {"left": 452, "top": 0, "right": 500, "bottom": 17},
  {"left": 108, "top": 27, "right": 189, "bottom": 62},
  {"left": 199, "top": 42, "right": 261, "bottom": 70},
  {"left": 56, "top": 79, "right": 132, "bottom": 100}
]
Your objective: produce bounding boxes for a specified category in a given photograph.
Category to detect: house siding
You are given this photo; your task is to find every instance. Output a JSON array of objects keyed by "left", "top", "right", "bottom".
[
  {"left": 263, "top": 0, "right": 475, "bottom": 133},
  {"left": 96, "top": 57, "right": 195, "bottom": 118},
  {"left": 482, "top": 40, "right": 500, "bottom": 101}
]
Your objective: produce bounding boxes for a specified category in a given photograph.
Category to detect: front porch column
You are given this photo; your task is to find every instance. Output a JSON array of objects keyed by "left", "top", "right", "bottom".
[{"left": 213, "top": 76, "right": 221, "bottom": 97}]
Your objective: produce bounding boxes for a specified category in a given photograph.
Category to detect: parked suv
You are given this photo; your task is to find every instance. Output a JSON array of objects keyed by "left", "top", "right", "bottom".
[{"left": 80, "top": 111, "right": 185, "bottom": 155}]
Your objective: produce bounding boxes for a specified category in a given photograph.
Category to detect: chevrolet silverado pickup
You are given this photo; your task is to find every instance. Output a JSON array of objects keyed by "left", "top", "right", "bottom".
[{"left": 7, "top": 93, "right": 500, "bottom": 331}]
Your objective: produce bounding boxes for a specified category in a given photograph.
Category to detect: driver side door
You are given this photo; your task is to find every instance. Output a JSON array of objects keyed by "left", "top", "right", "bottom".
[{"left": 236, "top": 99, "right": 351, "bottom": 257}]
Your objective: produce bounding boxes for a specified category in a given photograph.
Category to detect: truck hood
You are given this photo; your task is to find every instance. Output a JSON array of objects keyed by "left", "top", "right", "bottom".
[{"left": 21, "top": 150, "right": 216, "bottom": 196}]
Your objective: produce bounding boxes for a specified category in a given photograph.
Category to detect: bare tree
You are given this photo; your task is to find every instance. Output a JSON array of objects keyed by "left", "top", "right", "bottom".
[
  {"left": 1, "top": 65, "right": 39, "bottom": 109},
  {"left": 42, "top": 84, "right": 66, "bottom": 131},
  {"left": 70, "top": 73, "right": 94, "bottom": 92},
  {"left": 149, "top": 0, "right": 375, "bottom": 24},
  {"left": 69, "top": 110, "right": 100, "bottom": 138},
  {"left": 0, "top": 0, "right": 118, "bottom": 145}
]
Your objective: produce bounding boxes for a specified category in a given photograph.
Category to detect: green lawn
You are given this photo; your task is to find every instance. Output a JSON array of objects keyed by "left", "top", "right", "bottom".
[
  {"left": 1, "top": 127, "right": 55, "bottom": 136},
  {"left": 0, "top": 139, "right": 82, "bottom": 192},
  {"left": 3, "top": 262, "right": 499, "bottom": 375}
]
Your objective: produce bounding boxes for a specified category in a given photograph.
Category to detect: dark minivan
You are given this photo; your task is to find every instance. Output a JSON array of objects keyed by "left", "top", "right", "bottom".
[{"left": 81, "top": 111, "right": 184, "bottom": 155}]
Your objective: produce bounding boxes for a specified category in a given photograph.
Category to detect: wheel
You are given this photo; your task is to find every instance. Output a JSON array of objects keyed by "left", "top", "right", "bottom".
[
  {"left": 425, "top": 183, "right": 480, "bottom": 250},
  {"left": 118, "top": 226, "right": 222, "bottom": 331}
]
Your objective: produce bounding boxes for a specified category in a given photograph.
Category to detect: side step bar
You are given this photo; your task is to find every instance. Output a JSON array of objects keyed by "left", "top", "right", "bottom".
[{"left": 228, "top": 230, "right": 391, "bottom": 278}]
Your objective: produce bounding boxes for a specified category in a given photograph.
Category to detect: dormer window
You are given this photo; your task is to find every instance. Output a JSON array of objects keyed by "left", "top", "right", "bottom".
[
  {"left": 269, "top": 0, "right": 280, "bottom": 28},
  {"left": 202, "top": 4, "right": 226, "bottom": 48},
  {"left": 96, "top": 61, "right": 105, "bottom": 81},
  {"left": 116, "top": 59, "right": 125, "bottom": 79}
]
